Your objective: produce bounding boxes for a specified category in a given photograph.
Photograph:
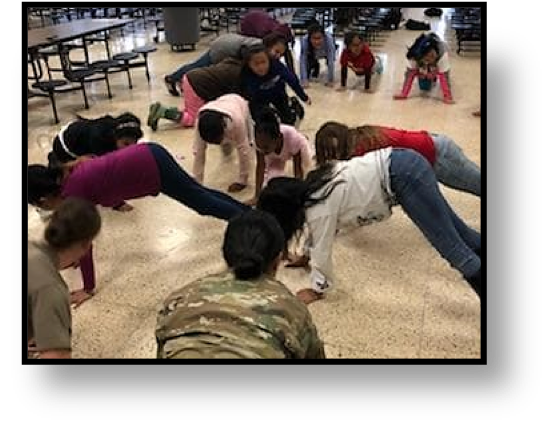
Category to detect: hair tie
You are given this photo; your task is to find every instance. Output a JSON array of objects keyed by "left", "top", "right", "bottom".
[
  {"left": 116, "top": 122, "right": 139, "bottom": 130},
  {"left": 57, "top": 124, "right": 79, "bottom": 160}
]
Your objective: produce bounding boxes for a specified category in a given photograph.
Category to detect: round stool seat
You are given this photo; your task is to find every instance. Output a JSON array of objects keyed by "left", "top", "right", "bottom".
[
  {"left": 32, "top": 79, "right": 67, "bottom": 91},
  {"left": 132, "top": 45, "right": 157, "bottom": 54},
  {"left": 113, "top": 52, "right": 139, "bottom": 61}
]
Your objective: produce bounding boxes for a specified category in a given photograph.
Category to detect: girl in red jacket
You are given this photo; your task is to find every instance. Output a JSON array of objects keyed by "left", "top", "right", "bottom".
[
  {"left": 337, "top": 32, "right": 382, "bottom": 93},
  {"left": 315, "top": 121, "right": 480, "bottom": 197}
]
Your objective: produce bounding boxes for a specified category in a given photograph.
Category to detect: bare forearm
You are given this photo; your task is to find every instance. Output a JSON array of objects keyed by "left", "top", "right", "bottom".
[
  {"left": 254, "top": 154, "right": 265, "bottom": 198},
  {"left": 80, "top": 246, "right": 96, "bottom": 292},
  {"left": 38, "top": 349, "right": 72, "bottom": 359},
  {"left": 294, "top": 157, "right": 304, "bottom": 180}
]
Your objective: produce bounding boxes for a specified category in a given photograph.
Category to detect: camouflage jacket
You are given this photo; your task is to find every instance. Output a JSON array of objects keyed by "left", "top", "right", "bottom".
[{"left": 156, "top": 271, "right": 325, "bottom": 359}]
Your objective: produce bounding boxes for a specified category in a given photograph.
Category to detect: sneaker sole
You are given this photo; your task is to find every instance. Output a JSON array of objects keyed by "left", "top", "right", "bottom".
[{"left": 148, "top": 102, "right": 161, "bottom": 131}]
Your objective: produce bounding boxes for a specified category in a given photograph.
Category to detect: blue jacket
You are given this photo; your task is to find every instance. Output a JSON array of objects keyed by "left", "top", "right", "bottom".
[{"left": 242, "top": 59, "right": 309, "bottom": 103}]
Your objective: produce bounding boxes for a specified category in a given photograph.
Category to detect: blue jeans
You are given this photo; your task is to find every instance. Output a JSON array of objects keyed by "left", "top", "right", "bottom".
[
  {"left": 148, "top": 143, "right": 248, "bottom": 221},
  {"left": 418, "top": 77, "right": 434, "bottom": 91},
  {"left": 418, "top": 71, "right": 451, "bottom": 91},
  {"left": 431, "top": 134, "right": 481, "bottom": 197},
  {"left": 389, "top": 149, "right": 481, "bottom": 279},
  {"left": 169, "top": 51, "right": 213, "bottom": 82}
]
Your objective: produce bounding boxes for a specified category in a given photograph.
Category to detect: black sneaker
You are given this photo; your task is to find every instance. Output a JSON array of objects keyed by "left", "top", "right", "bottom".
[
  {"left": 164, "top": 75, "right": 180, "bottom": 97},
  {"left": 465, "top": 270, "right": 483, "bottom": 300},
  {"left": 290, "top": 96, "right": 305, "bottom": 120}
]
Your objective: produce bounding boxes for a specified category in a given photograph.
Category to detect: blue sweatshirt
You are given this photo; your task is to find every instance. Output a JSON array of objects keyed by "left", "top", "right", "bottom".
[
  {"left": 242, "top": 59, "right": 309, "bottom": 104},
  {"left": 299, "top": 32, "right": 336, "bottom": 83}
]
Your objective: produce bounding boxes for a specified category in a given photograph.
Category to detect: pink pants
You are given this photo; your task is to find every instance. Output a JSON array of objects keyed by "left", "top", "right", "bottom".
[
  {"left": 401, "top": 69, "right": 452, "bottom": 100},
  {"left": 180, "top": 75, "right": 206, "bottom": 127}
]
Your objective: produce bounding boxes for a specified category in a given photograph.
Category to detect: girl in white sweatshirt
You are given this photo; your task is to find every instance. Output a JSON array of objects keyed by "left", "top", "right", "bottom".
[{"left": 257, "top": 147, "right": 481, "bottom": 305}]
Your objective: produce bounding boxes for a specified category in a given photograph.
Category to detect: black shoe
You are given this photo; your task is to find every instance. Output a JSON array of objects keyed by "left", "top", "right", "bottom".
[
  {"left": 424, "top": 7, "right": 443, "bottom": 17},
  {"left": 311, "top": 65, "right": 320, "bottom": 79},
  {"left": 465, "top": 270, "right": 483, "bottom": 300},
  {"left": 290, "top": 96, "right": 305, "bottom": 120},
  {"left": 164, "top": 75, "right": 180, "bottom": 97}
]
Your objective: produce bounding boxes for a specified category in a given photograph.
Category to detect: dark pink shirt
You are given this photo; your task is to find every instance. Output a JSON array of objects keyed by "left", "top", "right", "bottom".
[
  {"left": 61, "top": 143, "right": 161, "bottom": 291},
  {"left": 61, "top": 143, "right": 161, "bottom": 207},
  {"left": 240, "top": 9, "right": 293, "bottom": 42}
]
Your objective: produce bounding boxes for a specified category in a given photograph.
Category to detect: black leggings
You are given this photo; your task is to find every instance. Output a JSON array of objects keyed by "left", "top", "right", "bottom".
[
  {"left": 250, "top": 93, "right": 296, "bottom": 125},
  {"left": 307, "top": 56, "right": 321, "bottom": 79},
  {"left": 283, "top": 45, "right": 296, "bottom": 76},
  {"left": 148, "top": 143, "right": 249, "bottom": 221},
  {"left": 341, "top": 65, "right": 373, "bottom": 90}
]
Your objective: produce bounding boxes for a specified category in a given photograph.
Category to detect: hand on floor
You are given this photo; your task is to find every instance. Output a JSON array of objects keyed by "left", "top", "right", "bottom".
[
  {"left": 113, "top": 202, "right": 134, "bottom": 212},
  {"left": 27, "top": 343, "right": 40, "bottom": 359},
  {"left": 443, "top": 97, "right": 455, "bottom": 104},
  {"left": 70, "top": 289, "right": 95, "bottom": 308},
  {"left": 227, "top": 182, "right": 247, "bottom": 193},
  {"left": 296, "top": 288, "right": 325, "bottom": 305}
]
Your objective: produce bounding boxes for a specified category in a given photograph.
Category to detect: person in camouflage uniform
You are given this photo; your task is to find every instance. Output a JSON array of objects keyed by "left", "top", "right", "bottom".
[{"left": 156, "top": 210, "right": 325, "bottom": 359}]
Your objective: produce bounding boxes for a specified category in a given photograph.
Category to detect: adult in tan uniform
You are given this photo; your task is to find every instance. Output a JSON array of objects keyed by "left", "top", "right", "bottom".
[{"left": 27, "top": 198, "right": 101, "bottom": 359}]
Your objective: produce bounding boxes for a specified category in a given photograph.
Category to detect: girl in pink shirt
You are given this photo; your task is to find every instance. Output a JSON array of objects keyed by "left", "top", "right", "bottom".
[
  {"left": 192, "top": 94, "right": 254, "bottom": 193},
  {"left": 28, "top": 143, "right": 249, "bottom": 306},
  {"left": 246, "top": 108, "right": 313, "bottom": 206}
]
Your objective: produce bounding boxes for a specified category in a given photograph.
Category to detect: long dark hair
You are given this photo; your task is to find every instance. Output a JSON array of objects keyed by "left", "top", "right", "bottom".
[
  {"left": 223, "top": 210, "right": 284, "bottom": 280},
  {"left": 49, "top": 112, "right": 142, "bottom": 165},
  {"left": 315, "top": 121, "right": 386, "bottom": 165},
  {"left": 257, "top": 164, "right": 344, "bottom": 244},
  {"left": 315, "top": 121, "right": 352, "bottom": 165},
  {"left": 406, "top": 32, "right": 442, "bottom": 62},
  {"left": 27, "top": 164, "right": 64, "bottom": 206},
  {"left": 254, "top": 107, "right": 281, "bottom": 143}
]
